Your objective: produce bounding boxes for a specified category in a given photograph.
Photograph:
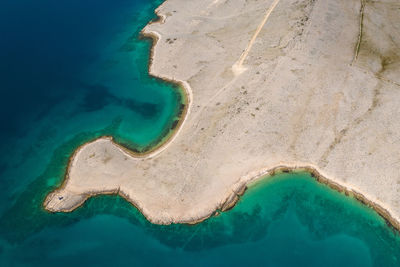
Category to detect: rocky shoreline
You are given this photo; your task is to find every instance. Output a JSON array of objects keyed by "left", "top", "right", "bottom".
[{"left": 44, "top": 0, "right": 400, "bottom": 230}]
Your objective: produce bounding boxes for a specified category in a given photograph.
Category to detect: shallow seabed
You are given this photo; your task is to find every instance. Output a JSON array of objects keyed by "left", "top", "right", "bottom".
[
  {"left": 0, "top": 0, "right": 399, "bottom": 266},
  {"left": 1, "top": 172, "right": 400, "bottom": 266}
]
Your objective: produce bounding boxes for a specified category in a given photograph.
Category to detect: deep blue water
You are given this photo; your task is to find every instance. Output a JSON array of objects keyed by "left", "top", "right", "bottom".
[
  {"left": 0, "top": 0, "right": 180, "bottom": 210},
  {"left": 0, "top": 0, "right": 399, "bottom": 266}
]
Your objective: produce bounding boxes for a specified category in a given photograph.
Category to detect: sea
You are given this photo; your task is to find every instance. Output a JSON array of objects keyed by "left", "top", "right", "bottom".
[{"left": 0, "top": 0, "right": 399, "bottom": 266}]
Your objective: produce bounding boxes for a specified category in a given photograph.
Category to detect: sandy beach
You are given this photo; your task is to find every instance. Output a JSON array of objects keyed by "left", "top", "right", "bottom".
[{"left": 44, "top": 0, "right": 400, "bottom": 228}]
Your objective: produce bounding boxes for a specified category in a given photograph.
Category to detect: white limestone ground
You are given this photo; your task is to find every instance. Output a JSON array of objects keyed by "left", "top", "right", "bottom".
[{"left": 44, "top": 0, "right": 400, "bottom": 226}]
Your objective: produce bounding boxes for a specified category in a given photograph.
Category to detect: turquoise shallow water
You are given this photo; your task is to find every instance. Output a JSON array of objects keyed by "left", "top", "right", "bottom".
[
  {"left": 1, "top": 172, "right": 400, "bottom": 266},
  {"left": 0, "top": 0, "right": 399, "bottom": 266},
  {"left": 0, "top": 0, "right": 181, "bottom": 211}
]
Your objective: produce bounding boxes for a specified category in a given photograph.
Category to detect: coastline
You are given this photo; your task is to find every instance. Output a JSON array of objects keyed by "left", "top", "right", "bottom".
[
  {"left": 131, "top": 0, "right": 194, "bottom": 159},
  {"left": 43, "top": 0, "right": 400, "bottom": 233},
  {"left": 44, "top": 146, "right": 400, "bottom": 232},
  {"left": 116, "top": 25, "right": 193, "bottom": 158},
  {"left": 43, "top": 2, "right": 193, "bottom": 213},
  {"left": 183, "top": 164, "right": 400, "bottom": 232}
]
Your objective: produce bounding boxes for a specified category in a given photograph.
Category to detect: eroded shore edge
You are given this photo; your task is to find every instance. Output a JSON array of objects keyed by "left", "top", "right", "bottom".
[
  {"left": 43, "top": 2, "right": 192, "bottom": 215},
  {"left": 43, "top": 2, "right": 400, "bottom": 234}
]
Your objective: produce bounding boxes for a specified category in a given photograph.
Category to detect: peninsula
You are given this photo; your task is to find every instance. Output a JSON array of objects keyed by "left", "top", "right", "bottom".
[{"left": 44, "top": 0, "right": 400, "bottom": 228}]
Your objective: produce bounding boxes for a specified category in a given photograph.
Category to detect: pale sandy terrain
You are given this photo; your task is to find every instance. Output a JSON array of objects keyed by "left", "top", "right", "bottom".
[{"left": 44, "top": 0, "right": 400, "bottom": 227}]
